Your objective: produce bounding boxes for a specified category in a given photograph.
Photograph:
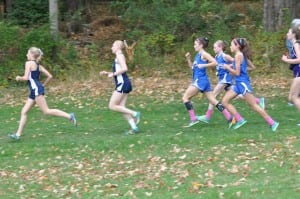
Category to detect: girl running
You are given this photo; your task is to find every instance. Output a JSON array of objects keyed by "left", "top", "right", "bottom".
[
  {"left": 182, "top": 37, "right": 233, "bottom": 127},
  {"left": 281, "top": 26, "right": 300, "bottom": 125},
  {"left": 222, "top": 38, "right": 279, "bottom": 132},
  {"left": 100, "top": 40, "right": 140, "bottom": 135},
  {"left": 198, "top": 40, "right": 265, "bottom": 124},
  {"left": 9, "top": 47, "right": 77, "bottom": 140}
]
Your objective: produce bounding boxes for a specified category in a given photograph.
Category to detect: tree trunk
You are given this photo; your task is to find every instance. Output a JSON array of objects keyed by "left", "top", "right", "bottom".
[
  {"left": 263, "top": 0, "right": 300, "bottom": 32},
  {"left": 3, "top": 0, "right": 12, "bottom": 17},
  {"left": 49, "top": 0, "right": 58, "bottom": 61},
  {"left": 49, "top": 0, "right": 59, "bottom": 40}
]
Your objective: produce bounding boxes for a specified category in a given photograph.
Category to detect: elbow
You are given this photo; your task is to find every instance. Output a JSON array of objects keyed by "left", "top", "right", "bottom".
[
  {"left": 49, "top": 75, "right": 53, "bottom": 80},
  {"left": 212, "top": 61, "right": 217, "bottom": 67}
]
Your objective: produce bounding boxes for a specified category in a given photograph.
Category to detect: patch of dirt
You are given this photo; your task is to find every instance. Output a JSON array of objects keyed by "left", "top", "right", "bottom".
[{"left": 66, "top": 2, "right": 125, "bottom": 61}]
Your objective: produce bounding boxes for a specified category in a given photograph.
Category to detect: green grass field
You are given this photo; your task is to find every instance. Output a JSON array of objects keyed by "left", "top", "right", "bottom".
[{"left": 0, "top": 86, "right": 299, "bottom": 199}]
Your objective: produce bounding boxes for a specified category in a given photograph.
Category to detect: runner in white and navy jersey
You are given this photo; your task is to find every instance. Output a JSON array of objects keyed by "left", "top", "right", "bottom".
[
  {"left": 9, "top": 47, "right": 77, "bottom": 141},
  {"left": 28, "top": 61, "right": 45, "bottom": 99},
  {"left": 112, "top": 58, "right": 132, "bottom": 93},
  {"left": 222, "top": 38, "right": 279, "bottom": 132},
  {"left": 100, "top": 40, "right": 140, "bottom": 135},
  {"left": 282, "top": 26, "right": 300, "bottom": 125},
  {"left": 182, "top": 37, "right": 233, "bottom": 128}
]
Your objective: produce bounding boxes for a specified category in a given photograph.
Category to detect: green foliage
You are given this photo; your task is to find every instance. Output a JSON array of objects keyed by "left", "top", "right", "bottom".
[
  {"left": 0, "top": 22, "right": 84, "bottom": 86},
  {"left": 146, "top": 32, "right": 176, "bottom": 55},
  {"left": 6, "top": 0, "right": 48, "bottom": 27},
  {"left": 109, "top": 0, "right": 270, "bottom": 71}
]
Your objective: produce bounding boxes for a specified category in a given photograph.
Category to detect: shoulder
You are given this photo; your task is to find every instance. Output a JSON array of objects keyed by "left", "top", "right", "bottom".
[
  {"left": 25, "top": 60, "right": 36, "bottom": 69},
  {"left": 116, "top": 51, "right": 125, "bottom": 59},
  {"left": 294, "top": 41, "right": 300, "bottom": 48}
]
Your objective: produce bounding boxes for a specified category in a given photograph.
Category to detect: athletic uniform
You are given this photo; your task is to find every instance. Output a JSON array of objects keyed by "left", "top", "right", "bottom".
[
  {"left": 112, "top": 58, "right": 132, "bottom": 93},
  {"left": 28, "top": 61, "right": 44, "bottom": 100},
  {"left": 232, "top": 54, "right": 253, "bottom": 96},
  {"left": 192, "top": 53, "right": 212, "bottom": 92},
  {"left": 290, "top": 42, "right": 300, "bottom": 77},
  {"left": 216, "top": 52, "right": 232, "bottom": 90}
]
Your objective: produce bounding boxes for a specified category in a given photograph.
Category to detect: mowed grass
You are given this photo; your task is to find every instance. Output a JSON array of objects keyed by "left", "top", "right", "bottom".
[{"left": 0, "top": 88, "right": 299, "bottom": 199}]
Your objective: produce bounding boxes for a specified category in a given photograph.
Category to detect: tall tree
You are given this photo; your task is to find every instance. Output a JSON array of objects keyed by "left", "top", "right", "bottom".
[
  {"left": 3, "top": 0, "right": 12, "bottom": 17},
  {"left": 263, "top": 0, "right": 300, "bottom": 32},
  {"left": 49, "top": 0, "right": 59, "bottom": 40}
]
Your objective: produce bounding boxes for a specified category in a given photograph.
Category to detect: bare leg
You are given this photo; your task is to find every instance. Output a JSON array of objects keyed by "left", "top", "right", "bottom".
[
  {"left": 119, "top": 94, "right": 133, "bottom": 121},
  {"left": 207, "top": 83, "right": 226, "bottom": 110},
  {"left": 15, "top": 98, "right": 36, "bottom": 136},
  {"left": 290, "top": 77, "right": 300, "bottom": 111},
  {"left": 182, "top": 85, "right": 199, "bottom": 122},
  {"left": 243, "top": 93, "right": 270, "bottom": 119},
  {"left": 182, "top": 85, "right": 199, "bottom": 103},
  {"left": 35, "top": 95, "right": 71, "bottom": 119},
  {"left": 109, "top": 91, "right": 136, "bottom": 116},
  {"left": 222, "top": 89, "right": 239, "bottom": 116},
  {"left": 205, "top": 91, "right": 231, "bottom": 121}
]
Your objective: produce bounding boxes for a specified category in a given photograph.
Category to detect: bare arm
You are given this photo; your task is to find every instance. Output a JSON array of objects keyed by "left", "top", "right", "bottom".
[
  {"left": 282, "top": 43, "right": 300, "bottom": 64},
  {"left": 223, "top": 53, "right": 234, "bottom": 63},
  {"left": 197, "top": 51, "right": 217, "bottom": 68},
  {"left": 39, "top": 65, "right": 53, "bottom": 86},
  {"left": 185, "top": 52, "right": 193, "bottom": 69},
  {"left": 247, "top": 59, "right": 256, "bottom": 70},
  {"left": 224, "top": 53, "right": 242, "bottom": 76},
  {"left": 116, "top": 52, "right": 128, "bottom": 75},
  {"left": 16, "top": 61, "right": 31, "bottom": 81},
  {"left": 100, "top": 52, "right": 128, "bottom": 78}
]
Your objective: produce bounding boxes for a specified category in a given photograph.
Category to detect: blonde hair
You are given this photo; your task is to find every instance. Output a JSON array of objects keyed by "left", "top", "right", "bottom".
[
  {"left": 29, "top": 47, "right": 43, "bottom": 63},
  {"left": 114, "top": 40, "right": 125, "bottom": 50},
  {"left": 291, "top": 25, "right": 300, "bottom": 40},
  {"left": 215, "top": 40, "right": 227, "bottom": 51}
]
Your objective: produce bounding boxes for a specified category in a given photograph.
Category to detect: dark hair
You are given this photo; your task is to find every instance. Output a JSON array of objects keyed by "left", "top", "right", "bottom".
[
  {"left": 196, "top": 37, "right": 209, "bottom": 49},
  {"left": 233, "top": 38, "right": 252, "bottom": 59}
]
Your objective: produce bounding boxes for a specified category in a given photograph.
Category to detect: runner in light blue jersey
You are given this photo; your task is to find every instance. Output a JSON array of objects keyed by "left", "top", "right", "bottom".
[{"left": 182, "top": 37, "right": 233, "bottom": 128}]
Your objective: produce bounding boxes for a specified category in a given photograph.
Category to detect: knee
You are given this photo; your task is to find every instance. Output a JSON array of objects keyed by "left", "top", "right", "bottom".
[
  {"left": 221, "top": 99, "right": 228, "bottom": 107},
  {"left": 108, "top": 103, "right": 115, "bottom": 111},
  {"left": 182, "top": 95, "right": 189, "bottom": 103},
  {"left": 291, "top": 94, "right": 298, "bottom": 101},
  {"left": 41, "top": 109, "right": 50, "bottom": 115},
  {"left": 21, "top": 109, "right": 28, "bottom": 116}
]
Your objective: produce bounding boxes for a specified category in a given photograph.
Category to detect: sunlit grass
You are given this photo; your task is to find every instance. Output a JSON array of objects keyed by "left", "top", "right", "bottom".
[{"left": 0, "top": 90, "right": 299, "bottom": 199}]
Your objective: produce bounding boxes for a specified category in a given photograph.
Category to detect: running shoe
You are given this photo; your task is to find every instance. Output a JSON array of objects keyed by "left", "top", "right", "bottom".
[
  {"left": 70, "top": 113, "right": 77, "bottom": 127},
  {"left": 288, "top": 102, "right": 294, "bottom": 106},
  {"left": 271, "top": 122, "right": 279, "bottom": 132},
  {"left": 9, "top": 133, "right": 20, "bottom": 141},
  {"left": 259, "top": 98, "right": 265, "bottom": 109},
  {"left": 228, "top": 117, "right": 236, "bottom": 129},
  {"left": 134, "top": 112, "right": 141, "bottom": 125},
  {"left": 196, "top": 115, "right": 210, "bottom": 124},
  {"left": 183, "top": 120, "right": 200, "bottom": 128},
  {"left": 124, "top": 128, "right": 139, "bottom": 135},
  {"left": 232, "top": 119, "right": 247, "bottom": 130}
]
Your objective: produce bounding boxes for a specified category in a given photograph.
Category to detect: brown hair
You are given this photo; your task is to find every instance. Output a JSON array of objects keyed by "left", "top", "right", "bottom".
[
  {"left": 233, "top": 38, "right": 252, "bottom": 59},
  {"left": 196, "top": 37, "right": 209, "bottom": 49}
]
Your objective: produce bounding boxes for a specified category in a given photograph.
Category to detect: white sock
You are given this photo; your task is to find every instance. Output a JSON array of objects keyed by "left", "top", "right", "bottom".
[{"left": 128, "top": 118, "right": 138, "bottom": 130}]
